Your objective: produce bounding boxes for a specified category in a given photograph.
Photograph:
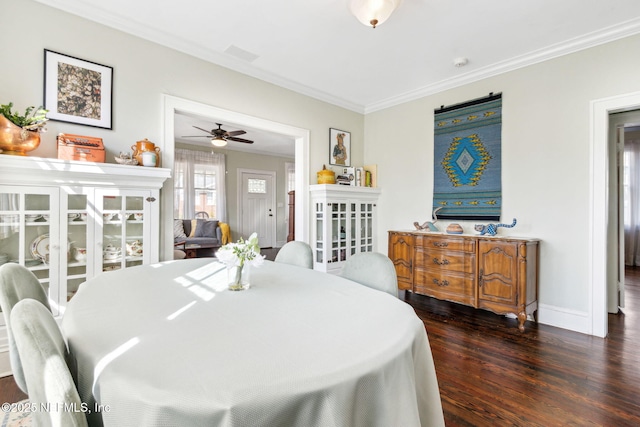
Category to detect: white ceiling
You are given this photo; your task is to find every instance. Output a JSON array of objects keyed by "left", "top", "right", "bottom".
[{"left": 36, "top": 0, "right": 640, "bottom": 154}]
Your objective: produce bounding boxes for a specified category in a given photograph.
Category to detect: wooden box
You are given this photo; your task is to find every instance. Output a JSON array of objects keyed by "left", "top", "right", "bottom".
[{"left": 57, "top": 133, "right": 105, "bottom": 162}]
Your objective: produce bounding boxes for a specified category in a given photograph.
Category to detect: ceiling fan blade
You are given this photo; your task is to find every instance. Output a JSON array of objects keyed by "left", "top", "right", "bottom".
[
  {"left": 227, "top": 136, "right": 254, "bottom": 144},
  {"left": 226, "top": 130, "right": 246, "bottom": 137},
  {"left": 192, "top": 125, "right": 213, "bottom": 135},
  {"left": 181, "top": 135, "right": 210, "bottom": 138}
]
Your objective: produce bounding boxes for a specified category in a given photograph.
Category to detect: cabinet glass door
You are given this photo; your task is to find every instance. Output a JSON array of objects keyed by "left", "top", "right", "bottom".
[
  {"left": 350, "top": 203, "right": 357, "bottom": 256},
  {"left": 0, "top": 186, "right": 60, "bottom": 318},
  {"left": 63, "top": 189, "right": 91, "bottom": 301},
  {"left": 314, "top": 202, "right": 324, "bottom": 264},
  {"left": 98, "top": 191, "right": 147, "bottom": 273},
  {"left": 330, "top": 202, "right": 347, "bottom": 263},
  {"left": 359, "top": 202, "right": 374, "bottom": 253}
]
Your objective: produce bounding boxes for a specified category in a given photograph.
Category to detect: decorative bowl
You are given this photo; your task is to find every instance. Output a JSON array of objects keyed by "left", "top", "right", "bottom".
[
  {"left": 114, "top": 153, "right": 138, "bottom": 165},
  {"left": 446, "top": 223, "right": 464, "bottom": 234}
]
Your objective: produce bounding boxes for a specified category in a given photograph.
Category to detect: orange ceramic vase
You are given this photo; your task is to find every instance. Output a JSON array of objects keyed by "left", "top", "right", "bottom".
[{"left": 131, "top": 138, "right": 161, "bottom": 167}]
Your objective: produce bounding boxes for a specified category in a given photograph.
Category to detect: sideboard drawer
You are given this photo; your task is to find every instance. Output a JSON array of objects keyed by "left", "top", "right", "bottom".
[
  {"left": 415, "top": 235, "right": 476, "bottom": 253},
  {"left": 415, "top": 248, "right": 475, "bottom": 274},
  {"left": 414, "top": 269, "right": 475, "bottom": 306}
]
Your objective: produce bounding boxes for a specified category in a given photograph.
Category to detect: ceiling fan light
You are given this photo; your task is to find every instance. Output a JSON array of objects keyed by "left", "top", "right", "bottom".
[
  {"left": 349, "top": 0, "right": 401, "bottom": 28},
  {"left": 211, "top": 136, "right": 227, "bottom": 147}
]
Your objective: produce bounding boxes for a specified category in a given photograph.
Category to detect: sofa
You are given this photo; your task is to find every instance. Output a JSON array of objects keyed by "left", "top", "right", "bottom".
[{"left": 174, "top": 218, "right": 223, "bottom": 257}]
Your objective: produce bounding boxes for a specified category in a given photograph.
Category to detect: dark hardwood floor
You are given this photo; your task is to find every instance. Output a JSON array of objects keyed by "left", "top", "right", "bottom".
[
  {"left": 405, "top": 267, "right": 640, "bottom": 426},
  {"left": 1, "top": 266, "right": 639, "bottom": 426}
]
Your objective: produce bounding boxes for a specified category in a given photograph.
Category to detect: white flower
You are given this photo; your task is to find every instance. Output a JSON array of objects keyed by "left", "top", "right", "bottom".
[{"left": 216, "top": 232, "right": 265, "bottom": 268}]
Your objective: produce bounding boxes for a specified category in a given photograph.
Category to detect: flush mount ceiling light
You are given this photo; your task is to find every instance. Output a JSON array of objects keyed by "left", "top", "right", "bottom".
[{"left": 349, "top": 0, "right": 402, "bottom": 28}]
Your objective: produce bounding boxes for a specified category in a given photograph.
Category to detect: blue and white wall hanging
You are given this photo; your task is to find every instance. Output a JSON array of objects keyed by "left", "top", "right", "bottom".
[{"left": 433, "top": 93, "right": 502, "bottom": 221}]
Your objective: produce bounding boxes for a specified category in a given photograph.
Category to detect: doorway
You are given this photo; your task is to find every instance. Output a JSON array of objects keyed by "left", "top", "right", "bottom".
[
  {"left": 612, "top": 113, "right": 640, "bottom": 316},
  {"left": 160, "top": 95, "right": 310, "bottom": 261},
  {"left": 591, "top": 90, "right": 640, "bottom": 338},
  {"left": 238, "top": 169, "right": 276, "bottom": 247}
]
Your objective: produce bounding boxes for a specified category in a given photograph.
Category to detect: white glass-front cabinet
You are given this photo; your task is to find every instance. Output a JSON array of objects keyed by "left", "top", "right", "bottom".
[
  {"left": 310, "top": 184, "right": 381, "bottom": 274},
  {"left": 0, "top": 156, "right": 170, "bottom": 335}
]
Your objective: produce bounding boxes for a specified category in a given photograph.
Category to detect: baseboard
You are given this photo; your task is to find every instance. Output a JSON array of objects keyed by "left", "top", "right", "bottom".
[{"left": 537, "top": 303, "right": 591, "bottom": 335}]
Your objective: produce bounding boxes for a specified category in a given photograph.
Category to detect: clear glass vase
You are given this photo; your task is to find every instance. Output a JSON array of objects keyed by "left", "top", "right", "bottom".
[{"left": 227, "top": 263, "right": 250, "bottom": 291}]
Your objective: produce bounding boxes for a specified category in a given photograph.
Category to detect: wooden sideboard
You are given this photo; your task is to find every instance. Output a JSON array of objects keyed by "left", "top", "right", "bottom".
[{"left": 388, "top": 231, "right": 539, "bottom": 331}]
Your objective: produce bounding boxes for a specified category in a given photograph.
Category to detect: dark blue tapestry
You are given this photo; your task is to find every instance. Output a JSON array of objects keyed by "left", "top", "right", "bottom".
[{"left": 433, "top": 94, "right": 502, "bottom": 220}]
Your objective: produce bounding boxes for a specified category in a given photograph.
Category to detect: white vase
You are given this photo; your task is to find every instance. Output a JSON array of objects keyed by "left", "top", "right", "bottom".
[{"left": 141, "top": 151, "right": 157, "bottom": 167}]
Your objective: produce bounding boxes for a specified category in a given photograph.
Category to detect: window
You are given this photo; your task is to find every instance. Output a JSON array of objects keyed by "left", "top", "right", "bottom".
[
  {"left": 248, "top": 178, "right": 267, "bottom": 194},
  {"left": 174, "top": 149, "right": 226, "bottom": 221}
]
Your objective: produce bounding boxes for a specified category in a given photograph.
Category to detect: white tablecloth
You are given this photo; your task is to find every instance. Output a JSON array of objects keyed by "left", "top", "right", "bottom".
[{"left": 62, "top": 259, "right": 444, "bottom": 427}]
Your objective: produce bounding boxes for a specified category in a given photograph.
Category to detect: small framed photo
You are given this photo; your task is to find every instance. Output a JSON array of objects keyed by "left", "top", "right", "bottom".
[
  {"left": 329, "top": 128, "right": 350, "bottom": 166},
  {"left": 44, "top": 49, "right": 113, "bottom": 129}
]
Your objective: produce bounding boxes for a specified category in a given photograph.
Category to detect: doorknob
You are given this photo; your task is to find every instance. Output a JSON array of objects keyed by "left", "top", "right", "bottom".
[{"left": 268, "top": 208, "right": 273, "bottom": 217}]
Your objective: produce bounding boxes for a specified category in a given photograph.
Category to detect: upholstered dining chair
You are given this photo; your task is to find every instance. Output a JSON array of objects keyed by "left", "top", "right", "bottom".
[
  {"left": 0, "top": 263, "right": 52, "bottom": 393},
  {"left": 11, "top": 298, "right": 88, "bottom": 427},
  {"left": 340, "top": 252, "right": 398, "bottom": 298},
  {"left": 274, "top": 241, "right": 314, "bottom": 269}
]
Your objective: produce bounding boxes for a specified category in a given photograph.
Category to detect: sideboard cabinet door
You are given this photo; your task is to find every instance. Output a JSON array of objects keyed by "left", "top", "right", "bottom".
[
  {"left": 477, "top": 239, "right": 539, "bottom": 331},
  {"left": 388, "top": 231, "right": 414, "bottom": 290}
]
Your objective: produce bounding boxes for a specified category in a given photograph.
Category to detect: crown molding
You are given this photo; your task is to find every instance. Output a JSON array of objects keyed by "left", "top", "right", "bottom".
[
  {"left": 364, "top": 16, "right": 640, "bottom": 114},
  {"left": 35, "top": 1, "right": 640, "bottom": 116}
]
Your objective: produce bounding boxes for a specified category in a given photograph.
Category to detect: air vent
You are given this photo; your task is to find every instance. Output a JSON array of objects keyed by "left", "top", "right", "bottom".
[{"left": 224, "top": 45, "right": 259, "bottom": 63}]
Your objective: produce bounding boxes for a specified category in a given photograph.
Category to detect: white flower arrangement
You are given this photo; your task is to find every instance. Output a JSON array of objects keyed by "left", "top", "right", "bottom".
[
  {"left": 216, "top": 232, "right": 265, "bottom": 268},
  {"left": 216, "top": 232, "right": 265, "bottom": 290}
]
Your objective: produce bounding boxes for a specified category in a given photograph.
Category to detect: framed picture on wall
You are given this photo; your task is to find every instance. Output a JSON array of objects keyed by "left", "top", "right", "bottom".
[
  {"left": 329, "top": 128, "right": 350, "bottom": 166},
  {"left": 44, "top": 49, "right": 113, "bottom": 129}
]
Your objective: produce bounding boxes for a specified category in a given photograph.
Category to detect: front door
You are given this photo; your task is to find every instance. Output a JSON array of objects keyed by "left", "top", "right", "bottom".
[{"left": 239, "top": 169, "right": 276, "bottom": 247}]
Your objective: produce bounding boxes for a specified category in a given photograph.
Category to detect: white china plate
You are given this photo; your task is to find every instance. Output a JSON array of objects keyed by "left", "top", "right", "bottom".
[{"left": 30, "top": 234, "right": 50, "bottom": 262}]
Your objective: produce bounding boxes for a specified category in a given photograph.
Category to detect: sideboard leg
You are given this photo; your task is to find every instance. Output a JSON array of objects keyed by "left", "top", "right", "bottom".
[{"left": 517, "top": 311, "right": 527, "bottom": 332}]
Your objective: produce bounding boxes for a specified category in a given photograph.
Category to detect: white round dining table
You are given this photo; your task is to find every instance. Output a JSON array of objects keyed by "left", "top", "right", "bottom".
[{"left": 62, "top": 258, "right": 444, "bottom": 427}]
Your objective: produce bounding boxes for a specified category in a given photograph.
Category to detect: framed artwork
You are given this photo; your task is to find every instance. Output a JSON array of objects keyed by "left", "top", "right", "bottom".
[
  {"left": 329, "top": 128, "right": 350, "bottom": 166},
  {"left": 44, "top": 49, "right": 113, "bottom": 129}
]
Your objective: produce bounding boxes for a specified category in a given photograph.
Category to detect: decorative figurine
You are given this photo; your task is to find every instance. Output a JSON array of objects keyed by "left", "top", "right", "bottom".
[
  {"left": 414, "top": 207, "right": 443, "bottom": 232},
  {"left": 474, "top": 218, "right": 517, "bottom": 236},
  {"left": 446, "top": 223, "right": 464, "bottom": 234}
]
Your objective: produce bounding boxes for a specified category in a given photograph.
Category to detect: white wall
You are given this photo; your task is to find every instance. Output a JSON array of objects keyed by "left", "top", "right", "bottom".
[{"left": 365, "top": 34, "right": 640, "bottom": 333}]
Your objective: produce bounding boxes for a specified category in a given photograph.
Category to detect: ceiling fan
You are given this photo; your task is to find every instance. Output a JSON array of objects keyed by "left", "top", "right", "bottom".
[{"left": 182, "top": 123, "right": 254, "bottom": 147}]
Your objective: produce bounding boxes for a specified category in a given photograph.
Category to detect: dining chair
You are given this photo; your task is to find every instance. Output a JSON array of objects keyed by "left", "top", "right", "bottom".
[
  {"left": 340, "top": 252, "right": 398, "bottom": 298},
  {"left": 10, "top": 298, "right": 88, "bottom": 427},
  {"left": 0, "top": 263, "right": 52, "bottom": 393},
  {"left": 274, "top": 241, "right": 313, "bottom": 269}
]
